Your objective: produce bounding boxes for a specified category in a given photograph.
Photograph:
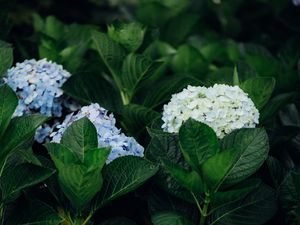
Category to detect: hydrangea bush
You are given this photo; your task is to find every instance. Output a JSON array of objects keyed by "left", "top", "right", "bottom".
[
  {"left": 0, "top": 1, "right": 300, "bottom": 225},
  {"left": 51, "top": 103, "right": 144, "bottom": 163},
  {"left": 162, "top": 84, "right": 259, "bottom": 138}
]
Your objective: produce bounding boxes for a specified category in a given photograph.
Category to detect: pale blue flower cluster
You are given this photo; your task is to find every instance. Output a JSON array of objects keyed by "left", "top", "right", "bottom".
[
  {"left": 50, "top": 103, "right": 144, "bottom": 163},
  {"left": 293, "top": 0, "right": 300, "bottom": 6},
  {"left": 5, "top": 59, "right": 71, "bottom": 117},
  {"left": 4, "top": 58, "right": 78, "bottom": 142}
]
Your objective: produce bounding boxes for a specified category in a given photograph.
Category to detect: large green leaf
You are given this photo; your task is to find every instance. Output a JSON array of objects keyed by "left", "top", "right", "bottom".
[
  {"left": 91, "top": 31, "right": 126, "bottom": 88},
  {"left": 162, "top": 13, "right": 199, "bottom": 46},
  {"left": 208, "top": 183, "right": 277, "bottom": 225},
  {"left": 0, "top": 41, "right": 13, "bottom": 77},
  {"left": 61, "top": 117, "right": 98, "bottom": 162},
  {"left": 0, "top": 84, "right": 18, "bottom": 138},
  {"left": 179, "top": 119, "right": 219, "bottom": 172},
  {"left": 45, "top": 143, "right": 78, "bottom": 170},
  {"left": 6, "top": 199, "right": 63, "bottom": 225},
  {"left": 146, "top": 129, "right": 194, "bottom": 203},
  {"left": 120, "top": 53, "right": 153, "bottom": 102},
  {"left": 0, "top": 115, "right": 48, "bottom": 169},
  {"left": 84, "top": 148, "right": 110, "bottom": 172},
  {"left": 62, "top": 70, "right": 122, "bottom": 112},
  {"left": 260, "top": 92, "right": 298, "bottom": 123},
  {"left": 95, "top": 156, "right": 158, "bottom": 209},
  {"left": 210, "top": 179, "right": 261, "bottom": 213},
  {"left": 163, "top": 160, "right": 203, "bottom": 194},
  {"left": 151, "top": 211, "right": 194, "bottom": 225},
  {"left": 171, "top": 44, "right": 207, "bottom": 75},
  {"left": 99, "top": 218, "right": 137, "bottom": 225},
  {"left": 242, "top": 43, "right": 280, "bottom": 78},
  {"left": 119, "top": 104, "right": 160, "bottom": 137},
  {"left": 240, "top": 77, "right": 276, "bottom": 110},
  {"left": 202, "top": 148, "right": 240, "bottom": 192},
  {"left": 142, "top": 76, "right": 200, "bottom": 109},
  {"left": 280, "top": 172, "right": 300, "bottom": 224},
  {"left": 58, "top": 163, "right": 103, "bottom": 208},
  {"left": 1, "top": 163, "right": 55, "bottom": 202},
  {"left": 220, "top": 128, "right": 269, "bottom": 186},
  {"left": 108, "top": 22, "right": 146, "bottom": 52}
]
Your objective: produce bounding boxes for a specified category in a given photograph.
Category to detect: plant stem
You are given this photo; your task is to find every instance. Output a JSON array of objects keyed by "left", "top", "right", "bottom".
[
  {"left": 0, "top": 204, "right": 4, "bottom": 225},
  {"left": 121, "top": 91, "right": 130, "bottom": 105},
  {"left": 81, "top": 213, "right": 92, "bottom": 225},
  {"left": 191, "top": 192, "right": 203, "bottom": 215},
  {"left": 199, "top": 193, "right": 210, "bottom": 225}
]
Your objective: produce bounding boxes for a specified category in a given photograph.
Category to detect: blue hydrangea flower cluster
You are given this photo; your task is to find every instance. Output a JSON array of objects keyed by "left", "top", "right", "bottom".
[
  {"left": 293, "top": 0, "right": 300, "bottom": 6},
  {"left": 50, "top": 103, "right": 144, "bottom": 163},
  {"left": 4, "top": 58, "right": 79, "bottom": 142},
  {"left": 5, "top": 59, "right": 71, "bottom": 117}
]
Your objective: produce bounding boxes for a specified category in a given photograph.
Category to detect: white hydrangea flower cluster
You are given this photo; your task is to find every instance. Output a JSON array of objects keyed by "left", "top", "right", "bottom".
[
  {"left": 162, "top": 84, "right": 259, "bottom": 138},
  {"left": 50, "top": 103, "right": 144, "bottom": 163},
  {"left": 4, "top": 58, "right": 79, "bottom": 142}
]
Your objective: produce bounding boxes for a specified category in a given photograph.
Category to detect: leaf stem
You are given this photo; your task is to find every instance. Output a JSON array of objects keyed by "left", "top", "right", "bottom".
[
  {"left": 200, "top": 193, "right": 210, "bottom": 225},
  {"left": 191, "top": 192, "right": 203, "bottom": 215},
  {"left": 121, "top": 91, "right": 130, "bottom": 105},
  {"left": 81, "top": 213, "right": 92, "bottom": 225},
  {"left": 0, "top": 204, "right": 5, "bottom": 225}
]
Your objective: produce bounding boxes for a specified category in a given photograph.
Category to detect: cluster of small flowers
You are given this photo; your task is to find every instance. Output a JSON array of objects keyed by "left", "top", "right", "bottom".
[
  {"left": 50, "top": 103, "right": 144, "bottom": 163},
  {"left": 293, "top": 0, "right": 300, "bottom": 6},
  {"left": 162, "top": 84, "right": 259, "bottom": 138},
  {"left": 5, "top": 59, "right": 71, "bottom": 117},
  {"left": 4, "top": 58, "right": 79, "bottom": 142}
]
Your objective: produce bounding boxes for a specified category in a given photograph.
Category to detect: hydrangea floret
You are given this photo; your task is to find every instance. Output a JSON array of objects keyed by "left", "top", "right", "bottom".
[
  {"left": 4, "top": 58, "right": 78, "bottom": 142},
  {"left": 50, "top": 103, "right": 144, "bottom": 163},
  {"left": 162, "top": 84, "right": 259, "bottom": 138}
]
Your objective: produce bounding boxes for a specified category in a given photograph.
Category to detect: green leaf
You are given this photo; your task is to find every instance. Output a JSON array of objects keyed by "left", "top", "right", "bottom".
[
  {"left": 266, "top": 156, "right": 287, "bottom": 187},
  {"left": 44, "top": 16, "right": 64, "bottom": 40},
  {"left": 240, "top": 77, "right": 276, "bottom": 110},
  {"left": 119, "top": 104, "right": 160, "bottom": 136},
  {"left": 95, "top": 156, "right": 158, "bottom": 209},
  {"left": 280, "top": 171, "right": 300, "bottom": 224},
  {"left": 108, "top": 22, "right": 146, "bottom": 52},
  {"left": 163, "top": 160, "right": 203, "bottom": 194},
  {"left": 0, "top": 115, "right": 48, "bottom": 169},
  {"left": 84, "top": 147, "right": 110, "bottom": 172},
  {"left": 6, "top": 199, "right": 63, "bottom": 225},
  {"left": 142, "top": 76, "right": 200, "bottom": 109},
  {"left": 260, "top": 92, "right": 298, "bottom": 123},
  {"left": 220, "top": 128, "right": 269, "bottom": 186},
  {"left": 179, "top": 119, "right": 219, "bottom": 172},
  {"left": 61, "top": 117, "right": 98, "bottom": 162},
  {"left": 45, "top": 143, "right": 78, "bottom": 170},
  {"left": 162, "top": 13, "right": 199, "bottom": 46},
  {"left": 146, "top": 129, "right": 195, "bottom": 203},
  {"left": 171, "top": 45, "right": 207, "bottom": 75},
  {"left": 242, "top": 43, "right": 280, "bottom": 77},
  {"left": 91, "top": 31, "right": 126, "bottom": 88},
  {"left": 58, "top": 163, "right": 103, "bottom": 208},
  {"left": 232, "top": 66, "right": 239, "bottom": 86},
  {"left": 202, "top": 148, "right": 240, "bottom": 192},
  {"left": 99, "top": 218, "right": 137, "bottom": 225},
  {"left": 1, "top": 163, "right": 55, "bottom": 202},
  {"left": 120, "top": 53, "right": 153, "bottom": 102},
  {"left": 0, "top": 84, "right": 18, "bottom": 138},
  {"left": 62, "top": 71, "right": 122, "bottom": 112},
  {"left": 0, "top": 40, "right": 13, "bottom": 77},
  {"left": 210, "top": 179, "right": 261, "bottom": 213},
  {"left": 208, "top": 183, "right": 277, "bottom": 225},
  {"left": 151, "top": 211, "right": 194, "bottom": 225}
]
